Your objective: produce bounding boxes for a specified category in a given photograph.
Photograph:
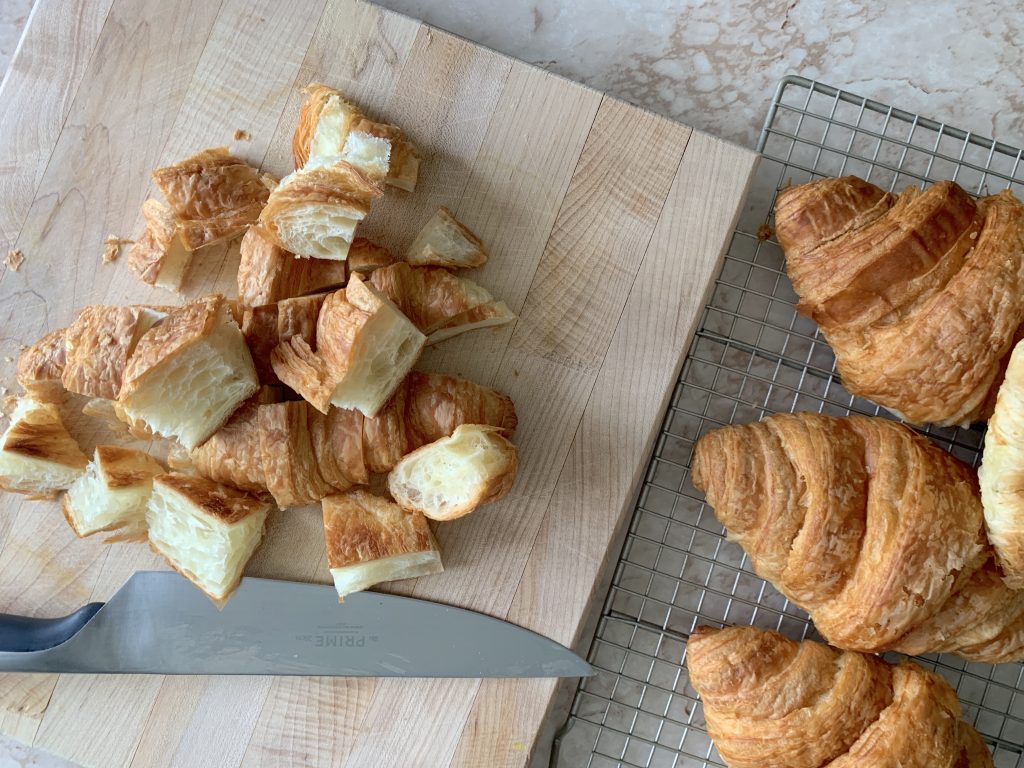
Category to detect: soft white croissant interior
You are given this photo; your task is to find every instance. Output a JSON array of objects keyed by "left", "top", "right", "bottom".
[
  {"left": 0, "top": 397, "right": 87, "bottom": 495},
  {"left": 64, "top": 447, "right": 162, "bottom": 537},
  {"left": 309, "top": 94, "right": 360, "bottom": 162},
  {"left": 388, "top": 424, "right": 516, "bottom": 520},
  {"left": 330, "top": 550, "right": 442, "bottom": 600},
  {"left": 146, "top": 479, "right": 268, "bottom": 601},
  {"left": 120, "top": 304, "right": 257, "bottom": 450},
  {"left": 269, "top": 197, "right": 360, "bottom": 262},
  {"left": 341, "top": 132, "right": 392, "bottom": 179}
]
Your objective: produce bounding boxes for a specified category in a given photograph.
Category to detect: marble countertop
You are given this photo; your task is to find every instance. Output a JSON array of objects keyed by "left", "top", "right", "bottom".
[{"left": 1, "top": 1, "right": 1022, "bottom": 766}]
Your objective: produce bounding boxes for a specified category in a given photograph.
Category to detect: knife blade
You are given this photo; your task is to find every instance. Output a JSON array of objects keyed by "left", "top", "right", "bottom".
[{"left": 0, "top": 572, "right": 593, "bottom": 678}]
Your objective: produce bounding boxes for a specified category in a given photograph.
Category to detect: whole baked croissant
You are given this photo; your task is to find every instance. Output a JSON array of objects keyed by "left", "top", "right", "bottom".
[
  {"left": 692, "top": 412, "right": 1024, "bottom": 663},
  {"left": 774, "top": 176, "right": 1024, "bottom": 426},
  {"left": 687, "top": 625, "right": 993, "bottom": 768}
]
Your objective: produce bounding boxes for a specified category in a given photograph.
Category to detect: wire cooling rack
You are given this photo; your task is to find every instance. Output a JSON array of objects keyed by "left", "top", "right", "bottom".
[{"left": 554, "top": 75, "right": 1024, "bottom": 768}]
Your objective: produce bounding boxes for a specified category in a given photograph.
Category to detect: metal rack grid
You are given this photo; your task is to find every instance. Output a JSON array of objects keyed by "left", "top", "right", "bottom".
[{"left": 555, "top": 75, "right": 1024, "bottom": 768}]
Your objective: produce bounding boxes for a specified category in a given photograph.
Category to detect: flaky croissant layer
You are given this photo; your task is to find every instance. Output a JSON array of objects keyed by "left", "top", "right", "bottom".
[
  {"left": 693, "top": 412, "right": 1024, "bottom": 663},
  {"left": 687, "top": 625, "right": 993, "bottom": 768}
]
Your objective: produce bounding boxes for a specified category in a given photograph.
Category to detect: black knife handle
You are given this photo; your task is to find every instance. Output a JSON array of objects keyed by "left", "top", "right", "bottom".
[{"left": 0, "top": 603, "right": 103, "bottom": 652}]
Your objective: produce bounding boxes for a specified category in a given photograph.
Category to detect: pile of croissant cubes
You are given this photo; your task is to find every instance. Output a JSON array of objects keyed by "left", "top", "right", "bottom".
[
  {"left": 683, "top": 177, "right": 1024, "bottom": 767},
  {"left": 0, "top": 83, "right": 521, "bottom": 605}
]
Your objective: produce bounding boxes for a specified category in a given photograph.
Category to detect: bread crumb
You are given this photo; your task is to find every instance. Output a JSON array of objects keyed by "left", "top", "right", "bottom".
[
  {"left": 756, "top": 223, "right": 773, "bottom": 241},
  {"left": 2, "top": 356, "right": 11, "bottom": 363},
  {"left": 234, "top": 129, "right": 252, "bottom": 141},
  {"left": 5, "top": 249, "right": 24, "bottom": 271},
  {"left": 1, "top": 394, "right": 16, "bottom": 415},
  {"left": 102, "top": 235, "right": 134, "bottom": 263}
]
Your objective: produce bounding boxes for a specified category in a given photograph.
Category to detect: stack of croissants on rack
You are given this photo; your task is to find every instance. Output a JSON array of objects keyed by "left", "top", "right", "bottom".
[
  {"left": 686, "top": 175, "right": 1024, "bottom": 767},
  {"left": 0, "top": 83, "right": 521, "bottom": 605}
]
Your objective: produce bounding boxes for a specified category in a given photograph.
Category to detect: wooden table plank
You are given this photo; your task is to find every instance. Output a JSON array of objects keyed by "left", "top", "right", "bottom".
[{"left": 0, "top": 0, "right": 113, "bottom": 255}]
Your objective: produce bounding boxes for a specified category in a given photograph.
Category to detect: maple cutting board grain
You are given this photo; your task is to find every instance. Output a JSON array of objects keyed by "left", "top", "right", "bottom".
[{"left": 0, "top": 0, "right": 758, "bottom": 765}]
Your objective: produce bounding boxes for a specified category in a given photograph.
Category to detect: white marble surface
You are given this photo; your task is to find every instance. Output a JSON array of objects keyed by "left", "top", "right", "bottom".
[{"left": 1, "top": 1, "right": 1023, "bottom": 766}]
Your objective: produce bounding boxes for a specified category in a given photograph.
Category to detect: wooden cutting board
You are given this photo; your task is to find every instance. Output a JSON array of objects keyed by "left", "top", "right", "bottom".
[{"left": 0, "top": 0, "right": 757, "bottom": 765}]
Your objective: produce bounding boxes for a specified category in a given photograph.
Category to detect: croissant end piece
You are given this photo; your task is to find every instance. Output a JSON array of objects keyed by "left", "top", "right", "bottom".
[
  {"left": 690, "top": 412, "right": 1024, "bottom": 662},
  {"left": 980, "top": 337, "right": 1024, "bottom": 587},
  {"left": 16, "top": 327, "right": 68, "bottom": 402},
  {"left": 388, "top": 424, "right": 518, "bottom": 521},
  {"left": 403, "top": 370, "right": 518, "bottom": 450},
  {"left": 62, "top": 446, "right": 163, "bottom": 539},
  {"left": 146, "top": 473, "right": 270, "bottom": 603},
  {"left": 322, "top": 489, "right": 442, "bottom": 601},
  {"left": 118, "top": 295, "right": 258, "bottom": 450},
  {"left": 775, "top": 176, "right": 1024, "bottom": 426},
  {"left": 406, "top": 207, "right": 488, "bottom": 269},
  {"left": 369, "top": 262, "right": 515, "bottom": 341},
  {"left": 257, "top": 160, "right": 382, "bottom": 261},
  {"left": 0, "top": 396, "right": 88, "bottom": 498},
  {"left": 127, "top": 199, "right": 192, "bottom": 290},
  {"left": 687, "top": 625, "right": 993, "bottom": 768},
  {"left": 152, "top": 147, "right": 269, "bottom": 251}
]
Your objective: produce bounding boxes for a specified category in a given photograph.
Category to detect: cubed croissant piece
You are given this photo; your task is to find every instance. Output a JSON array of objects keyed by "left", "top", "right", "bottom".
[
  {"left": 292, "top": 83, "right": 420, "bottom": 191},
  {"left": 118, "top": 295, "right": 258, "bottom": 450},
  {"left": 63, "top": 446, "right": 163, "bottom": 539},
  {"left": 369, "top": 263, "right": 515, "bottom": 342},
  {"left": 322, "top": 489, "right": 442, "bottom": 601},
  {"left": 190, "top": 389, "right": 279, "bottom": 495},
  {"left": 316, "top": 274, "right": 425, "bottom": 417},
  {"left": 270, "top": 335, "right": 337, "bottom": 413},
  {"left": 127, "top": 199, "right": 192, "bottom": 291},
  {"left": 62, "top": 305, "right": 166, "bottom": 399},
  {"left": 257, "top": 160, "right": 382, "bottom": 262},
  {"left": 241, "top": 303, "right": 281, "bottom": 385},
  {"left": 388, "top": 424, "right": 518, "bottom": 521},
  {"left": 404, "top": 371, "right": 518, "bottom": 449},
  {"left": 0, "top": 397, "right": 88, "bottom": 498},
  {"left": 151, "top": 147, "right": 269, "bottom": 251},
  {"left": 236, "top": 227, "right": 352, "bottom": 308},
  {"left": 82, "top": 397, "right": 155, "bottom": 440},
  {"left": 16, "top": 327, "right": 68, "bottom": 402},
  {"left": 257, "top": 400, "right": 336, "bottom": 508},
  {"left": 406, "top": 207, "right": 487, "bottom": 269},
  {"left": 146, "top": 473, "right": 270, "bottom": 603}
]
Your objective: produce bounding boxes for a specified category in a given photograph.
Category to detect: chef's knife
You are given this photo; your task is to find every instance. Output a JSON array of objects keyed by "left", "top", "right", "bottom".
[{"left": 0, "top": 571, "right": 593, "bottom": 677}]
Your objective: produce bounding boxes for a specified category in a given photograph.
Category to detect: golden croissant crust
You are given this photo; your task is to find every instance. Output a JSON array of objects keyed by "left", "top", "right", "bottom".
[
  {"left": 775, "top": 176, "right": 1024, "bottom": 426},
  {"left": 17, "top": 327, "right": 68, "bottom": 402},
  {"left": 152, "top": 147, "right": 268, "bottom": 251},
  {"left": 692, "top": 412, "right": 1024, "bottom": 662},
  {"left": 62, "top": 305, "right": 163, "bottom": 399},
  {"left": 687, "top": 625, "right": 993, "bottom": 768}
]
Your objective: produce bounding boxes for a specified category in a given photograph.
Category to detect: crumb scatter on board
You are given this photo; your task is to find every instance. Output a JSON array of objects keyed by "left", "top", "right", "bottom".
[
  {"left": 5, "top": 249, "right": 25, "bottom": 271},
  {"left": 234, "top": 129, "right": 252, "bottom": 141},
  {"left": 102, "top": 235, "right": 134, "bottom": 263}
]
